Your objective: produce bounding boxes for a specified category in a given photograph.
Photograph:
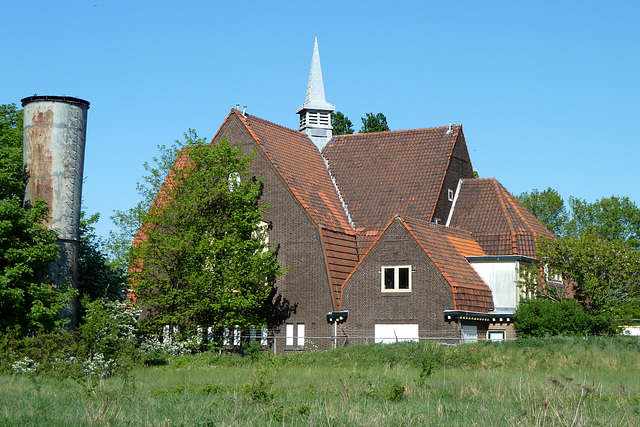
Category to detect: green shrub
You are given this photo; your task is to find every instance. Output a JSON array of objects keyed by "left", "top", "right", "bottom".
[{"left": 514, "top": 297, "right": 619, "bottom": 337}]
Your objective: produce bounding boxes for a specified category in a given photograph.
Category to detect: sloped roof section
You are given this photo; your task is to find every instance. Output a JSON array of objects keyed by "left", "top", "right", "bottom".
[
  {"left": 235, "top": 111, "right": 353, "bottom": 234},
  {"left": 448, "top": 178, "right": 554, "bottom": 257},
  {"left": 323, "top": 125, "right": 463, "bottom": 232},
  {"left": 401, "top": 217, "right": 494, "bottom": 313}
]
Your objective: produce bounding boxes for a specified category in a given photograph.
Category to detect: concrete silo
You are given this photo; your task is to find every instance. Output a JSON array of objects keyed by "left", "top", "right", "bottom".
[{"left": 22, "top": 95, "right": 90, "bottom": 328}]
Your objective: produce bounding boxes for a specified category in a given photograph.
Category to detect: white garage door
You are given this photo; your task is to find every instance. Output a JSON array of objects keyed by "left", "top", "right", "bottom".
[{"left": 374, "top": 324, "right": 419, "bottom": 343}]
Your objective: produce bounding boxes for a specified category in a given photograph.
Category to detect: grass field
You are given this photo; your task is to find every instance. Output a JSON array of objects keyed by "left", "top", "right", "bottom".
[{"left": 1, "top": 337, "right": 640, "bottom": 426}]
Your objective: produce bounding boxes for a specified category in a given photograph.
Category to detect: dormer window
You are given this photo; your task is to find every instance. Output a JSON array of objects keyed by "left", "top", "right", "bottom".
[{"left": 381, "top": 266, "right": 411, "bottom": 292}]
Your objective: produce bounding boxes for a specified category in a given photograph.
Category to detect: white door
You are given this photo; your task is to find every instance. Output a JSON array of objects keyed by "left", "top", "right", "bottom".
[{"left": 374, "top": 324, "right": 419, "bottom": 344}]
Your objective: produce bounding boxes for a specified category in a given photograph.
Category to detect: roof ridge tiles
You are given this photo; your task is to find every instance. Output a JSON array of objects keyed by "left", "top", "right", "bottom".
[{"left": 329, "top": 124, "right": 461, "bottom": 139}]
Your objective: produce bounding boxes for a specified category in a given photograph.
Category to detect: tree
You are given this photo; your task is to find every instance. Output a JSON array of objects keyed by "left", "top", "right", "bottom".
[
  {"left": 0, "top": 197, "right": 72, "bottom": 334},
  {"left": 535, "top": 233, "right": 640, "bottom": 318},
  {"left": 131, "top": 138, "right": 283, "bottom": 339},
  {"left": 567, "top": 196, "right": 640, "bottom": 249},
  {"left": 0, "top": 104, "right": 25, "bottom": 201},
  {"left": 108, "top": 130, "right": 203, "bottom": 271},
  {"left": 359, "top": 112, "right": 389, "bottom": 133},
  {"left": 331, "top": 111, "right": 354, "bottom": 135},
  {"left": 76, "top": 212, "right": 126, "bottom": 321},
  {"left": 519, "top": 188, "right": 640, "bottom": 319},
  {"left": 516, "top": 187, "right": 569, "bottom": 237}
]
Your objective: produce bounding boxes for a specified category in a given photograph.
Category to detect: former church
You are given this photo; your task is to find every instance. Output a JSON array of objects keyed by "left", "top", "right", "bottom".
[{"left": 143, "top": 38, "right": 553, "bottom": 350}]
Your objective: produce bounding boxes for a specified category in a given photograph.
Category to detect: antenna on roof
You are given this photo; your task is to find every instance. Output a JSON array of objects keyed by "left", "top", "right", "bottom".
[
  {"left": 446, "top": 120, "right": 453, "bottom": 134},
  {"left": 242, "top": 105, "right": 247, "bottom": 117}
]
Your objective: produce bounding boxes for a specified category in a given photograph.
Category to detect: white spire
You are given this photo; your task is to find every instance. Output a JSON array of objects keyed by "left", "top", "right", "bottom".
[
  {"left": 300, "top": 37, "right": 334, "bottom": 111},
  {"left": 296, "top": 37, "right": 335, "bottom": 149}
]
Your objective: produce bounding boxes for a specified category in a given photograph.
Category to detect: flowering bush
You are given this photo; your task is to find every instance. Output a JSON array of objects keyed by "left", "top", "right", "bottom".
[{"left": 11, "top": 357, "right": 38, "bottom": 374}]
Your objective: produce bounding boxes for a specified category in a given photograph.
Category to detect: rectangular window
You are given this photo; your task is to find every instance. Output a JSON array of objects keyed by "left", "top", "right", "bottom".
[
  {"left": 381, "top": 266, "right": 412, "bottom": 292},
  {"left": 461, "top": 325, "right": 478, "bottom": 343},
  {"left": 448, "top": 188, "right": 454, "bottom": 202},
  {"left": 285, "top": 323, "right": 294, "bottom": 346},
  {"left": 297, "top": 324, "right": 305, "bottom": 347},
  {"left": 488, "top": 331, "right": 505, "bottom": 342},
  {"left": 233, "top": 325, "right": 241, "bottom": 346}
]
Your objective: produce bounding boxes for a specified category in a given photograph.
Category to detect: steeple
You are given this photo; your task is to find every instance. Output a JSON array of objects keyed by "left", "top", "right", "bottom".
[{"left": 296, "top": 37, "right": 335, "bottom": 148}]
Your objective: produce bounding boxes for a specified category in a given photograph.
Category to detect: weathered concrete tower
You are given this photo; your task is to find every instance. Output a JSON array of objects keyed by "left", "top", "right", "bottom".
[
  {"left": 22, "top": 95, "right": 90, "bottom": 328},
  {"left": 296, "top": 37, "right": 335, "bottom": 149}
]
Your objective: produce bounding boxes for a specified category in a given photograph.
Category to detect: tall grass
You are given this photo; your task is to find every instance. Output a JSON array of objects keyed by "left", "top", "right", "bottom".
[{"left": 1, "top": 337, "right": 639, "bottom": 425}]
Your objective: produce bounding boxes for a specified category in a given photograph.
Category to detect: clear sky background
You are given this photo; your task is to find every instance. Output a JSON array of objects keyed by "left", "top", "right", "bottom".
[{"left": 3, "top": 1, "right": 639, "bottom": 240}]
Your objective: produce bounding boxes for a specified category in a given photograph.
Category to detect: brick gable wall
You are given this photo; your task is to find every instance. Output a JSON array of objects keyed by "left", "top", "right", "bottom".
[
  {"left": 213, "top": 115, "right": 336, "bottom": 351},
  {"left": 341, "top": 220, "right": 459, "bottom": 344},
  {"left": 432, "top": 132, "right": 475, "bottom": 223}
]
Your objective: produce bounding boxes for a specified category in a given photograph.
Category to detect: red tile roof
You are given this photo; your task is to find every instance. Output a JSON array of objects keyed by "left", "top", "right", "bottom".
[
  {"left": 221, "top": 110, "right": 359, "bottom": 310},
  {"left": 233, "top": 111, "right": 354, "bottom": 234},
  {"left": 322, "top": 125, "right": 464, "bottom": 232},
  {"left": 400, "top": 217, "right": 494, "bottom": 313},
  {"left": 448, "top": 178, "right": 554, "bottom": 257}
]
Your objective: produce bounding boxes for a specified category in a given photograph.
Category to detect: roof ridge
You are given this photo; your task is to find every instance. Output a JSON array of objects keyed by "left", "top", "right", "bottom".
[{"left": 330, "top": 124, "right": 462, "bottom": 139}]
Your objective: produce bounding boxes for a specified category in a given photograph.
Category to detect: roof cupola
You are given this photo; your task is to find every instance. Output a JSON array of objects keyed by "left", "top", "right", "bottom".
[{"left": 296, "top": 37, "right": 335, "bottom": 148}]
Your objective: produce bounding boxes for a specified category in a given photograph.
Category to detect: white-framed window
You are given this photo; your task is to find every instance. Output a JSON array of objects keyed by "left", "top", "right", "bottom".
[
  {"left": 297, "top": 324, "right": 305, "bottom": 347},
  {"left": 233, "top": 325, "right": 241, "bottom": 346},
  {"left": 488, "top": 331, "right": 505, "bottom": 342},
  {"left": 461, "top": 325, "right": 478, "bottom": 343},
  {"left": 448, "top": 188, "right": 454, "bottom": 202},
  {"left": 381, "top": 265, "right": 412, "bottom": 292},
  {"left": 285, "top": 323, "right": 294, "bottom": 346},
  {"left": 223, "top": 326, "right": 230, "bottom": 346},
  {"left": 228, "top": 172, "right": 241, "bottom": 192}
]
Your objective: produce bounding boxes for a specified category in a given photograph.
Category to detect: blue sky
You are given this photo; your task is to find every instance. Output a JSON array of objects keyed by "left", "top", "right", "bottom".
[{"left": 3, "top": 1, "right": 639, "bottom": 240}]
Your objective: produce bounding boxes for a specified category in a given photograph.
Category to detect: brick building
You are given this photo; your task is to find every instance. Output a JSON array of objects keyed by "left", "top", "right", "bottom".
[{"left": 141, "top": 38, "right": 553, "bottom": 350}]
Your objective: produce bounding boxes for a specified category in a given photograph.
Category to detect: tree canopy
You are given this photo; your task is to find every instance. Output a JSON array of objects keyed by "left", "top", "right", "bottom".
[
  {"left": 331, "top": 111, "right": 354, "bottom": 135},
  {"left": 108, "top": 130, "right": 200, "bottom": 271},
  {"left": 518, "top": 187, "right": 640, "bottom": 319},
  {"left": 517, "top": 188, "right": 569, "bottom": 237},
  {"left": 359, "top": 112, "right": 389, "bottom": 133},
  {"left": 131, "top": 138, "right": 283, "bottom": 339}
]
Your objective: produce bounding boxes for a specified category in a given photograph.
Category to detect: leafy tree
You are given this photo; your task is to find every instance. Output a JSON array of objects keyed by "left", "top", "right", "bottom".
[
  {"left": 131, "top": 138, "right": 283, "bottom": 339},
  {"left": 331, "top": 111, "right": 354, "bottom": 135},
  {"left": 536, "top": 233, "right": 640, "bottom": 318},
  {"left": 519, "top": 188, "right": 640, "bottom": 319},
  {"left": 0, "top": 197, "right": 71, "bottom": 333},
  {"left": 517, "top": 187, "right": 569, "bottom": 237},
  {"left": 359, "top": 112, "right": 389, "bottom": 133},
  {"left": 514, "top": 297, "right": 618, "bottom": 337},
  {"left": 108, "top": 130, "right": 203, "bottom": 271},
  {"left": 76, "top": 212, "right": 126, "bottom": 322},
  {"left": 567, "top": 196, "right": 640, "bottom": 249},
  {"left": 0, "top": 104, "right": 25, "bottom": 200}
]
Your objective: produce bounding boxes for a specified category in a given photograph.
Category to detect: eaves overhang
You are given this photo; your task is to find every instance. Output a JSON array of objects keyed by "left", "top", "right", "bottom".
[
  {"left": 466, "top": 255, "right": 539, "bottom": 263},
  {"left": 444, "top": 310, "right": 514, "bottom": 324}
]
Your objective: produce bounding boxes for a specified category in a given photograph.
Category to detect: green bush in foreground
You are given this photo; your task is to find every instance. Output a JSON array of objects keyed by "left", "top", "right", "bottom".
[{"left": 514, "top": 297, "right": 619, "bottom": 337}]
